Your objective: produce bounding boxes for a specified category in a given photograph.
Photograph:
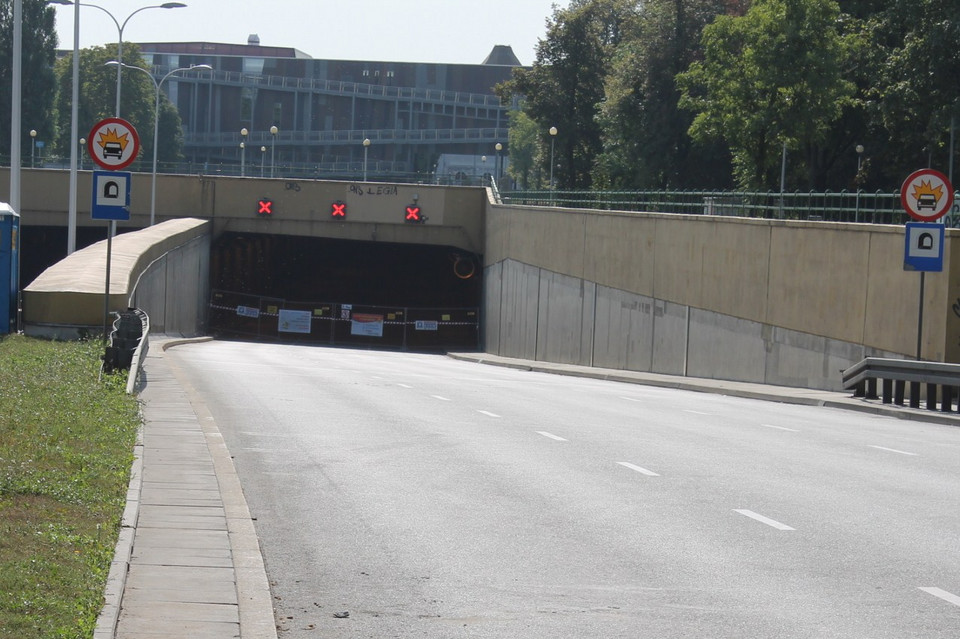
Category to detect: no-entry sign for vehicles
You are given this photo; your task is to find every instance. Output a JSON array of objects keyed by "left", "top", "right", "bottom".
[
  {"left": 901, "top": 168, "right": 954, "bottom": 222},
  {"left": 87, "top": 117, "right": 140, "bottom": 171}
]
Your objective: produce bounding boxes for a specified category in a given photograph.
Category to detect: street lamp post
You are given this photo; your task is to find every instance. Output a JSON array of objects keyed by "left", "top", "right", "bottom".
[
  {"left": 548, "top": 126, "right": 557, "bottom": 190},
  {"left": 481, "top": 155, "right": 487, "bottom": 186},
  {"left": 270, "top": 125, "right": 278, "bottom": 178},
  {"left": 495, "top": 142, "right": 502, "bottom": 184},
  {"left": 29, "top": 129, "right": 36, "bottom": 168},
  {"left": 107, "top": 61, "right": 212, "bottom": 226},
  {"left": 261, "top": 146, "right": 266, "bottom": 178},
  {"left": 78, "top": 137, "right": 85, "bottom": 170},
  {"left": 362, "top": 138, "right": 371, "bottom": 181},
  {"left": 855, "top": 144, "right": 864, "bottom": 223},
  {"left": 240, "top": 127, "right": 248, "bottom": 177}
]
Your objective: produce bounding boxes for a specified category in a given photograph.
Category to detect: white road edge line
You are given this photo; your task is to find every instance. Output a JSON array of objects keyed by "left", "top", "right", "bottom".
[
  {"left": 431, "top": 395, "right": 452, "bottom": 401},
  {"left": 477, "top": 410, "right": 500, "bottom": 418},
  {"left": 761, "top": 423, "right": 799, "bottom": 432},
  {"left": 919, "top": 587, "right": 960, "bottom": 607},
  {"left": 617, "top": 462, "right": 660, "bottom": 477},
  {"left": 733, "top": 509, "right": 795, "bottom": 531},
  {"left": 869, "top": 445, "right": 918, "bottom": 456},
  {"left": 536, "top": 431, "right": 567, "bottom": 442}
]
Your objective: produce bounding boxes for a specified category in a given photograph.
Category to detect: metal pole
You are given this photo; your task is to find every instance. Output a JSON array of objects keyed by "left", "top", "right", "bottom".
[
  {"left": 67, "top": 3, "right": 79, "bottom": 254},
  {"left": 917, "top": 271, "right": 925, "bottom": 361},
  {"left": 103, "top": 221, "right": 114, "bottom": 339},
  {"left": 11, "top": 0, "right": 22, "bottom": 332},
  {"left": 150, "top": 82, "right": 161, "bottom": 226},
  {"left": 779, "top": 140, "right": 787, "bottom": 218}
]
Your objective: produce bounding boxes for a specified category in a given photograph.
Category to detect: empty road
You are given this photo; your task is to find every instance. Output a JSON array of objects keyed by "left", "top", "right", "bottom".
[{"left": 165, "top": 341, "right": 960, "bottom": 638}]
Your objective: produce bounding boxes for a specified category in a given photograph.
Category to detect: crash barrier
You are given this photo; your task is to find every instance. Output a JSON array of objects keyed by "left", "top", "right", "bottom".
[
  {"left": 104, "top": 308, "right": 148, "bottom": 374},
  {"left": 208, "top": 289, "right": 480, "bottom": 352},
  {"left": 841, "top": 357, "right": 960, "bottom": 413}
]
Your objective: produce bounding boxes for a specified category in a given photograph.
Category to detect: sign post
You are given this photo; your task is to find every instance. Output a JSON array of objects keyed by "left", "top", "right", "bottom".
[
  {"left": 901, "top": 168, "right": 954, "bottom": 360},
  {"left": 88, "top": 117, "right": 141, "bottom": 339}
]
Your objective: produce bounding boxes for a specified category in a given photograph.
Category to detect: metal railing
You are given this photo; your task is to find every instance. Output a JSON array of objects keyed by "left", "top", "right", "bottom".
[
  {"left": 842, "top": 357, "right": 960, "bottom": 413},
  {"left": 502, "top": 189, "right": 960, "bottom": 225}
]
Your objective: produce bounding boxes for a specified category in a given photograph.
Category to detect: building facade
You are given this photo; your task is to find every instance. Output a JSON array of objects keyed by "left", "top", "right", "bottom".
[{"left": 140, "top": 37, "right": 522, "bottom": 181}]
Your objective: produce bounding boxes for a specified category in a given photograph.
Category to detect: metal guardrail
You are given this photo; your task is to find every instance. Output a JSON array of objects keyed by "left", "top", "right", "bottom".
[{"left": 841, "top": 357, "right": 960, "bottom": 412}]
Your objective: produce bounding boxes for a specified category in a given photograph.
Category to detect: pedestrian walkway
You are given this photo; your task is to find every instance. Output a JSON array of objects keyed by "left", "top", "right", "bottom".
[{"left": 95, "top": 338, "right": 276, "bottom": 639}]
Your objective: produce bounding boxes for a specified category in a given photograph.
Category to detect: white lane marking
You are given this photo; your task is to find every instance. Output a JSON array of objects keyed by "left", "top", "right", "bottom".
[
  {"left": 431, "top": 395, "right": 452, "bottom": 402},
  {"left": 537, "top": 431, "right": 567, "bottom": 442},
  {"left": 733, "top": 509, "right": 795, "bottom": 531},
  {"left": 398, "top": 383, "right": 413, "bottom": 389},
  {"left": 620, "top": 397, "right": 643, "bottom": 403},
  {"left": 683, "top": 410, "right": 712, "bottom": 416},
  {"left": 477, "top": 410, "right": 500, "bottom": 418},
  {"left": 617, "top": 462, "right": 660, "bottom": 477},
  {"left": 919, "top": 587, "right": 960, "bottom": 607},
  {"left": 761, "top": 423, "right": 799, "bottom": 432},
  {"left": 869, "top": 445, "right": 918, "bottom": 456}
]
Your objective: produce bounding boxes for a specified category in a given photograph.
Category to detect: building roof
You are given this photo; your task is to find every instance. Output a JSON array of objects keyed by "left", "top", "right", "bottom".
[
  {"left": 482, "top": 45, "right": 522, "bottom": 66},
  {"left": 139, "top": 41, "right": 312, "bottom": 60}
]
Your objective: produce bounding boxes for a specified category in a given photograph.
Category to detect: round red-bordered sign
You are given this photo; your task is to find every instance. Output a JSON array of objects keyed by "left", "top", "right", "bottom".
[
  {"left": 87, "top": 117, "right": 140, "bottom": 171},
  {"left": 901, "top": 168, "right": 954, "bottom": 222}
]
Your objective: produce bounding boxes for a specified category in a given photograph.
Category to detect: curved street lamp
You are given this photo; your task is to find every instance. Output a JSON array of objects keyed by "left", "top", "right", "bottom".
[
  {"left": 270, "top": 125, "right": 278, "bottom": 178},
  {"left": 49, "top": 1, "right": 187, "bottom": 117},
  {"left": 106, "top": 60, "right": 212, "bottom": 226}
]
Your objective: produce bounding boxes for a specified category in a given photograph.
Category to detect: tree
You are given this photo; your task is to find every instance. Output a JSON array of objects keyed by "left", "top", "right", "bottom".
[
  {"left": 498, "top": 0, "right": 639, "bottom": 190},
  {"left": 677, "top": 0, "right": 855, "bottom": 189},
  {"left": 53, "top": 44, "right": 184, "bottom": 167},
  {"left": 594, "top": 0, "right": 738, "bottom": 189},
  {"left": 505, "top": 110, "right": 539, "bottom": 189},
  {"left": 0, "top": 0, "right": 58, "bottom": 162}
]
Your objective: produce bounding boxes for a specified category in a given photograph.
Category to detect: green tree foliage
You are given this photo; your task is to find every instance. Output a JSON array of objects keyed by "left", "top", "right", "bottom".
[
  {"left": 499, "top": 0, "right": 639, "bottom": 189},
  {"left": 505, "top": 110, "right": 539, "bottom": 189},
  {"left": 0, "top": 0, "right": 58, "bottom": 161},
  {"left": 677, "top": 0, "right": 855, "bottom": 189},
  {"left": 594, "top": 0, "right": 737, "bottom": 189},
  {"left": 53, "top": 44, "right": 184, "bottom": 167}
]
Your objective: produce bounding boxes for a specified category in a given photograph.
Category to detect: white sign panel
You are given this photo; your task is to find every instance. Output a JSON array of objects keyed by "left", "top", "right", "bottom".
[{"left": 278, "top": 309, "right": 312, "bottom": 334}]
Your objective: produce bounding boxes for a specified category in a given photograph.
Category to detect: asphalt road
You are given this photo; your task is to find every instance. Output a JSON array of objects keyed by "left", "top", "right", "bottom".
[{"left": 166, "top": 341, "right": 960, "bottom": 638}]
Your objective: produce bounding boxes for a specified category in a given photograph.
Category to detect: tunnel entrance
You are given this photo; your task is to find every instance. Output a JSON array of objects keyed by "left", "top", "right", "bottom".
[{"left": 208, "top": 232, "right": 482, "bottom": 351}]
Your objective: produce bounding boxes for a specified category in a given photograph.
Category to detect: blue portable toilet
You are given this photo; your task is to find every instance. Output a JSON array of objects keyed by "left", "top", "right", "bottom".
[{"left": 0, "top": 202, "right": 20, "bottom": 334}]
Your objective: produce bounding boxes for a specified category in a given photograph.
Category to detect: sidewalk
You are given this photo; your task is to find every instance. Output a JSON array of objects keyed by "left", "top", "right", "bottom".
[
  {"left": 96, "top": 344, "right": 959, "bottom": 639},
  {"left": 95, "top": 338, "right": 276, "bottom": 639}
]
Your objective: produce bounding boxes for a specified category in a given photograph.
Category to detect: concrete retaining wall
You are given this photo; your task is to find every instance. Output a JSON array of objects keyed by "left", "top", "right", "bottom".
[
  {"left": 129, "top": 233, "right": 210, "bottom": 337},
  {"left": 483, "top": 194, "right": 950, "bottom": 389}
]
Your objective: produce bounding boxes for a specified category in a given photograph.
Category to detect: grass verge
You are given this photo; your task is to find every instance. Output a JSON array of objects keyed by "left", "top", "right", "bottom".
[{"left": 0, "top": 334, "right": 140, "bottom": 639}]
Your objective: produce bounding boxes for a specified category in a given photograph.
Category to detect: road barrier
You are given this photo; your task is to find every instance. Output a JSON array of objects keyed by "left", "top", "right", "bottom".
[{"left": 842, "top": 357, "right": 960, "bottom": 412}]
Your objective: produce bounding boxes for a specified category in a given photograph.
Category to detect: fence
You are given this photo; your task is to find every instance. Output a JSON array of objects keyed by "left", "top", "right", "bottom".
[
  {"left": 208, "top": 290, "right": 480, "bottom": 351},
  {"left": 502, "top": 189, "right": 960, "bottom": 226}
]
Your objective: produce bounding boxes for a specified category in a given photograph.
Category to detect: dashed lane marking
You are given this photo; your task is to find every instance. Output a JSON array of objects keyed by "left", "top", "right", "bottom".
[
  {"left": 617, "top": 462, "right": 660, "bottom": 477},
  {"left": 536, "top": 431, "right": 568, "bottom": 442},
  {"left": 869, "top": 445, "right": 918, "bottom": 456},
  {"left": 733, "top": 509, "right": 795, "bottom": 531},
  {"left": 919, "top": 587, "right": 960, "bottom": 607}
]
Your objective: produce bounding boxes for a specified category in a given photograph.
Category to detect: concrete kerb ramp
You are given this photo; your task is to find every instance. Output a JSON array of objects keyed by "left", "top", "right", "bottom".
[{"left": 23, "top": 218, "right": 212, "bottom": 338}]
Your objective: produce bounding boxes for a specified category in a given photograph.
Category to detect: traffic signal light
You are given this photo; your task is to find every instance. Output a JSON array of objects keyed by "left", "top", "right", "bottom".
[
  {"left": 331, "top": 201, "right": 347, "bottom": 219},
  {"left": 404, "top": 203, "right": 423, "bottom": 223},
  {"left": 257, "top": 198, "right": 274, "bottom": 216}
]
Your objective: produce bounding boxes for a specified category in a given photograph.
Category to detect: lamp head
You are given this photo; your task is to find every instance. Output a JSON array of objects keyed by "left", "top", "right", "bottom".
[
  {"left": 495, "top": 142, "right": 502, "bottom": 151},
  {"left": 270, "top": 125, "right": 278, "bottom": 135},
  {"left": 241, "top": 127, "right": 248, "bottom": 137},
  {"left": 363, "top": 138, "right": 371, "bottom": 147},
  {"left": 160, "top": 2, "right": 187, "bottom": 8},
  {"left": 549, "top": 126, "right": 557, "bottom": 136}
]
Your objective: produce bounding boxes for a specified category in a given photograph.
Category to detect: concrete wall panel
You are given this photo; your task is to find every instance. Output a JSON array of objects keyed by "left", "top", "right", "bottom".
[
  {"left": 686, "top": 308, "right": 766, "bottom": 383},
  {"left": 483, "top": 261, "right": 503, "bottom": 353},
  {"left": 498, "top": 260, "right": 540, "bottom": 359},
  {"left": 536, "top": 270, "right": 587, "bottom": 365},
  {"left": 651, "top": 300, "right": 687, "bottom": 376}
]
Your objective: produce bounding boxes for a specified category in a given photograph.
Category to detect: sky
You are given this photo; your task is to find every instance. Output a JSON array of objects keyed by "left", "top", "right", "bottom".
[{"left": 52, "top": 0, "right": 561, "bottom": 66}]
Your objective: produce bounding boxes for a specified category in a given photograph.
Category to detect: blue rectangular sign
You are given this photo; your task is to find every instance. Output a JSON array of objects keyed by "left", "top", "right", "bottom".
[
  {"left": 903, "top": 222, "right": 944, "bottom": 272},
  {"left": 91, "top": 170, "right": 131, "bottom": 221}
]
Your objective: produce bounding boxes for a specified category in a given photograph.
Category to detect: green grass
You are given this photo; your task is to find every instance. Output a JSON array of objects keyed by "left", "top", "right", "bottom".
[{"left": 0, "top": 335, "right": 141, "bottom": 639}]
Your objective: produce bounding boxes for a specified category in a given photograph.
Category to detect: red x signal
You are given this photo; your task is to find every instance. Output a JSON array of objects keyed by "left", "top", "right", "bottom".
[
  {"left": 404, "top": 204, "right": 422, "bottom": 222},
  {"left": 331, "top": 201, "right": 347, "bottom": 218},
  {"left": 257, "top": 198, "right": 274, "bottom": 216}
]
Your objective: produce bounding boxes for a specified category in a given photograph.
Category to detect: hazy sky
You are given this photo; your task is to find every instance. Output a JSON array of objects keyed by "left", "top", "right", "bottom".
[{"left": 52, "top": 0, "right": 561, "bottom": 66}]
